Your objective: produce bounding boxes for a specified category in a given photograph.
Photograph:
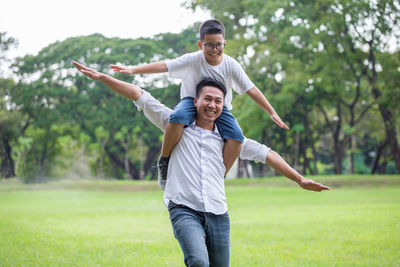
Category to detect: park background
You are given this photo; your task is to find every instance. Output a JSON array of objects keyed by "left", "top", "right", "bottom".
[{"left": 0, "top": 0, "right": 399, "bottom": 266}]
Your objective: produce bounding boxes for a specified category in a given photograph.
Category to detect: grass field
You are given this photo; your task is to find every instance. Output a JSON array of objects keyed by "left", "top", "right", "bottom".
[{"left": 0, "top": 175, "right": 399, "bottom": 266}]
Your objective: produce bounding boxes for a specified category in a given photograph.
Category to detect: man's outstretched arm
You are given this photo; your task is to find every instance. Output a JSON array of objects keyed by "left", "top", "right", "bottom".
[
  {"left": 73, "top": 61, "right": 143, "bottom": 101},
  {"left": 266, "top": 150, "right": 330, "bottom": 192},
  {"left": 240, "top": 138, "right": 330, "bottom": 192}
]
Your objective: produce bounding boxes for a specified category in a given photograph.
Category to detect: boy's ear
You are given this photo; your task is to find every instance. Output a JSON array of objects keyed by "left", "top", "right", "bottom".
[
  {"left": 193, "top": 97, "right": 198, "bottom": 107},
  {"left": 197, "top": 40, "right": 202, "bottom": 50}
]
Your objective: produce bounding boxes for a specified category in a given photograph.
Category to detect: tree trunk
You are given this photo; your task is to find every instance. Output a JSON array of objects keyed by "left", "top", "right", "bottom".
[
  {"left": 375, "top": 102, "right": 400, "bottom": 173},
  {"left": 349, "top": 134, "right": 355, "bottom": 174},
  {"left": 237, "top": 159, "right": 251, "bottom": 178},
  {"left": 0, "top": 137, "right": 15, "bottom": 178},
  {"left": 368, "top": 43, "right": 400, "bottom": 173},
  {"left": 371, "top": 139, "right": 388, "bottom": 174},
  {"left": 123, "top": 138, "right": 132, "bottom": 179},
  {"left": 312, "top": 143, "right": 318, "bottom": 175},
  {"left": 333, "top": 141, "right": 343, "bottom": 174},
  {"left": 105, "top": 146, "right": 139, "bottom": 179}
]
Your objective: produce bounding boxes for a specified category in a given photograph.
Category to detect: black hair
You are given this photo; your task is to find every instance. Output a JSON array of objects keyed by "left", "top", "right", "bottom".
[
  {"left": 199, "top": 19, "right": 225, "bottom": 40},
  {"left": 196, "top": 78, "right": 227, "bottom": 97}
]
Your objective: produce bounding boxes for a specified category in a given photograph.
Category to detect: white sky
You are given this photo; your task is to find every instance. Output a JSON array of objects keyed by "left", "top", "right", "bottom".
[{"left": 0, "top": 0, "right": 211, "bottom": 59}]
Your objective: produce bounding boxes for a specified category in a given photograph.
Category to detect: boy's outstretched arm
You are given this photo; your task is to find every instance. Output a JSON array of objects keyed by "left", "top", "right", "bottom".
[
  {"left": 72, "top": 61, "right": 143, "bottom": 101},
  {"left": 246, "top": 86, "right": 289, "bottom": 130},
  {"left": 109, "top": 61, "right": 168, "bottom": 75}
]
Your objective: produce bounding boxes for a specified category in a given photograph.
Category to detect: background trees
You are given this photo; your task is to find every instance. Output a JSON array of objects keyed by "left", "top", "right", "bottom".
[
  {"left": 187, "top": 0, "right": 400, "bottom": 175},
  {"left": 0, "top": 1, "right": 399, "bottom": 180}
]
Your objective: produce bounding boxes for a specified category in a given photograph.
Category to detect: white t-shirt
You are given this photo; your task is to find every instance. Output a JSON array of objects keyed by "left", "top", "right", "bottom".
[{"left": 165, "top": 50, "right": 255, "bottom": 110}]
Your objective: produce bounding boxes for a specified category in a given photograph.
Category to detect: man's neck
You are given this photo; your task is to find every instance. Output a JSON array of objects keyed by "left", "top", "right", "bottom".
[{"left": 195, "top": 119, "right": 215, "bottom": 131}]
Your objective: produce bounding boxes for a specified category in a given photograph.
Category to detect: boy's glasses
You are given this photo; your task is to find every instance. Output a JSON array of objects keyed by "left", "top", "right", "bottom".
[{"left": 202, "top": 42, "right": 226, "bottom": 51}]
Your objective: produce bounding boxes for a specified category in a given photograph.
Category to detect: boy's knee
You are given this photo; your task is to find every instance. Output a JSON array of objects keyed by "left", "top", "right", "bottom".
[{"left": 169, "top": 111, "right": 192, "bottom": 125}]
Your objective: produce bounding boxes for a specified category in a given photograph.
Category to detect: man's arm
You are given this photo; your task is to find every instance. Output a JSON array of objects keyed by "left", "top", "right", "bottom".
[
  {"left": 240, "top": 138, "right": 330, "bottom": 192},
  {"left": 73, "top": 61, "right": 172, "bottom": 130},
  {"left": 246, "top": 86, "right": 289, "bottom": 130},
  {"left": 73, "top": 61, "right": 143, "bottom": 100},
  {"left": 109, "top": 62, "right": 168, "bottom": 75}
]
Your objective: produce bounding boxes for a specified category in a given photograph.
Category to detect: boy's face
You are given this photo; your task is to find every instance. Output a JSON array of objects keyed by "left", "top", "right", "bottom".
[{"left": 197, "top": 34, "right": 225, "bottom": 65}]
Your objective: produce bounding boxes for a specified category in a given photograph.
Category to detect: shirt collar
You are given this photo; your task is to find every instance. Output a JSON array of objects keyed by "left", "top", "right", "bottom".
[{"left": 190, "top": 121, "right": 221, "bottom": 137}]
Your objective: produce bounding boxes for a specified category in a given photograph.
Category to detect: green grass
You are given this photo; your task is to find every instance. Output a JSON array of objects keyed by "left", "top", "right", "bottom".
[{"left": 0, "top": 176, "right": 399, "bottom": 266}]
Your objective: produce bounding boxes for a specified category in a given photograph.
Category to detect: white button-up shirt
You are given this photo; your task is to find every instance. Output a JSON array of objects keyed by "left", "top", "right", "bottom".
[{"left": 134, "top": 91, "right": 270, "bottom": 215}]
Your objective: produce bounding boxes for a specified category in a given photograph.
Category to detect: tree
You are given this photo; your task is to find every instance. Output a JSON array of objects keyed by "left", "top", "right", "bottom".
[
  {"left": 11, "top": 27, "right": 198, "bottom": 180},
  {"left": 186, "top": 0, "right": 400, "bottom": 174}
]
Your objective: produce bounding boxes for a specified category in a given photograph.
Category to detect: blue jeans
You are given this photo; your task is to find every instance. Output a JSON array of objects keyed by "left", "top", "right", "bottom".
[
  {"left": 169, "top": 97, "right": 244, "bottom": 143},
  {"left": 168, "top": 201, "right": 230, "bottom": 267}
]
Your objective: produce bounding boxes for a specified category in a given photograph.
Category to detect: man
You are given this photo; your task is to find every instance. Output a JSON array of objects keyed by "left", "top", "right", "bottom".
[{"left": 73, "top": 61, "right": 330, "bottom": 267}]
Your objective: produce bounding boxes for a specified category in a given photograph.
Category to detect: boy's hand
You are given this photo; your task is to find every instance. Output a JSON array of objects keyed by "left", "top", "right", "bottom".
[
  {"left": 270, "top": 113, "right": 289, "bottom": 130},
  {"left": 73, "top": 61, "right": 104, "bottom": 80},
  {"left": 109, "top": 65, "right": 134, "bottom": 75}
]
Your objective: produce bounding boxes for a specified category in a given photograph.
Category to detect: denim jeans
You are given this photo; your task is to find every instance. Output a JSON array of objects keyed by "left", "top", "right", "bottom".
[{"left": 168, "top": 201, "right": 230, "bottom": 267}]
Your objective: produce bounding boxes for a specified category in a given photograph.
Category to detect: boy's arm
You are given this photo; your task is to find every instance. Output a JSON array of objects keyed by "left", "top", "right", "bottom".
[
  {"left": 110, "top": 61, "right": 168, "bottom": 75},
  {"left": 73, "top": 61, "right": 143, "bottom": 101},
  {"left": 246, "top": 86, "right": 289, "bottom": 130}
]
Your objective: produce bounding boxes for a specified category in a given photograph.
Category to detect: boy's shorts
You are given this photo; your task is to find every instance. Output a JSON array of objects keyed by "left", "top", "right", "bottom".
[{"left": 169, "top": 97, "right": 244, "bottom": 143}]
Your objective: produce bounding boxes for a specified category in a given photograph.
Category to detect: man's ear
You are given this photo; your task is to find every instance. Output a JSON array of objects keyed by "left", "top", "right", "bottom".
[
  {"left": 197, "top": 40, "right": 202, "bottom": 50},
  {"left": 193, "top": 97, "right": 198, "bottom": 107}
]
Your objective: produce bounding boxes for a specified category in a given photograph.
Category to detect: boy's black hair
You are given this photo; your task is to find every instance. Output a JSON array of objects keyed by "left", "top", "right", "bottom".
[
  {"left": 196, "top": 78, "right": 227, "bottom": 97},
  {"left": 199, "top": 19, "right": 225, "bottom": 40}
]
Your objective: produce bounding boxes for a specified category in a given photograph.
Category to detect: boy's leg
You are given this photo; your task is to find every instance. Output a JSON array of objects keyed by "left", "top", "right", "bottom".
[
  {"left": 215, "top": 107, "right": 244, "bottom": 176},
  {"left": 161, "top": 123, "right": 185, "bottom": 158},
  {"left": 168, "top": 202, "right": 210, "bottom": 267},
  {"left": 157, "top": 97, "right": 196, "bottom": 188},
  {"left": 222, "top": 140, "right": 242, "bottom": 176}
]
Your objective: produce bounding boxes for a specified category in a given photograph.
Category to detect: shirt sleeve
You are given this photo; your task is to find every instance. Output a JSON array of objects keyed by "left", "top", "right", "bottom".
[
  {"left": 230, "top": 59, "right": 255, "bottom": 95},
  {"left": 240, "top": 137, "right": 270, "bottom": 164},
  {"left": 133, "top": 90, "right": 173, "bottom": 131},
  {"left": 165, "top": 53, "right": 192, "bottom": 79}
]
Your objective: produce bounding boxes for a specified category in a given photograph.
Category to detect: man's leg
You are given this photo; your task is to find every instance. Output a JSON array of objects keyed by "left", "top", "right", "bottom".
[
  {"left": 169, "top": 202, "right": 210, "bottom": 267},
  {"left": 222, "top": 140, "right": 242, "bottom": 176},
  {"left": 204, "top": 212, "right": 230, "bottom": 267}
]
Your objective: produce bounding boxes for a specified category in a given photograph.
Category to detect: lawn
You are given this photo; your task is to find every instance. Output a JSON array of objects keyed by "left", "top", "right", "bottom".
[{"left": 0, "top": 176, "right": 399, "bottom": 266}]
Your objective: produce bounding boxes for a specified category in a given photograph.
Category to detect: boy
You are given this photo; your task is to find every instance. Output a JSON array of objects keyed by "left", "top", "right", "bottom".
[{"left": 110, "top": 19, "right": 289, "bottom": 183}]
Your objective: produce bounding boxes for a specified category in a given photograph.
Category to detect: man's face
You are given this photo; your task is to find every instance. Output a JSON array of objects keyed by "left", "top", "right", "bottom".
[
  {"left": 197, "top": 34, "right": 225, "bottom": 65},
  {"left": 194, "top": 86, "right": 224, "bottom": 123}
]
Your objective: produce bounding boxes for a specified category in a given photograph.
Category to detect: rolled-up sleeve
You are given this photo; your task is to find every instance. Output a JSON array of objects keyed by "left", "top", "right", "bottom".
[
  {"left": 133, "top": 90, "right": 173, "bottom": 131},
  {"left": 240, "top": 137, "right": 271, "bottom": 164}
]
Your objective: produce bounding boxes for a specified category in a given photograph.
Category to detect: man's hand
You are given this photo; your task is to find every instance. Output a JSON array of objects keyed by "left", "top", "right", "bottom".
[
  {"left": 298, "top": 178, "right": 330, "bottom": 192},
  {"left": 109, "top": 65, "right": 134, "bottom": 75},
  {"left": 270, "top": 113, "right": 289, "bottom": 130},
  {"left": 73, "top": 61, "right": 105, "bottom": 80}
]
